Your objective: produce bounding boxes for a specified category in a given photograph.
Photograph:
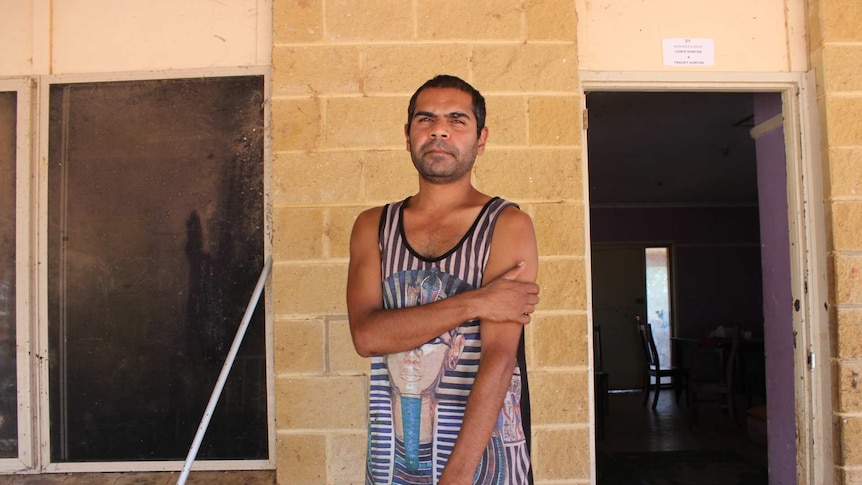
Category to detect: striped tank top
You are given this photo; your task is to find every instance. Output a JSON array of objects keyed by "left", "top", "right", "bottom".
[{"left": 365, "top": 196, "right": 532, "bottom": 485}]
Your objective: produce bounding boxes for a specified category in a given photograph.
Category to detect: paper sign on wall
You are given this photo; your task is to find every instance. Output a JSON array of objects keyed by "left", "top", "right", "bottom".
[{"left": 662, "top": 38, "right": 715, "bottom": 66}]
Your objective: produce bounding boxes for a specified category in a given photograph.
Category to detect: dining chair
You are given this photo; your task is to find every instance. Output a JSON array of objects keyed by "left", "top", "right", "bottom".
[
  {"left": 637, "top": 321, "right": 688, "bottom": 409},
  {"left": 689, "top": 331, "right": 739, "bottom": 424}
]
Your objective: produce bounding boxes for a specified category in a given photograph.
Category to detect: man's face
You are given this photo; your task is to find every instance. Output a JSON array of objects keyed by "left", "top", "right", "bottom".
[
  {"left": 387, "top": 337, "right": 451, "bottom": 397},
  {"left": 405, "top": 87, "right": 488, "bottom": 185}
]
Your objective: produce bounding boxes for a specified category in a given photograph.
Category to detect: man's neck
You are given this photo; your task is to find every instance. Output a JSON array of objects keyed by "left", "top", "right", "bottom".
[{"left": 410, "top": 179, "right": 485, "bottom": 213}]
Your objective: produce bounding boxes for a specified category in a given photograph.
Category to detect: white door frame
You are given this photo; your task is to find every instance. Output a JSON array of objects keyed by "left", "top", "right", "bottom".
[{"left": 580, "top": 71, "right": 832, "bottom": 485}]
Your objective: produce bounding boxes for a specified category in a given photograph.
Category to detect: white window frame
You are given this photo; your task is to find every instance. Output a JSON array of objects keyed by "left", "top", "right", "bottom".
[
  {"left": 581, "top": 71, "right": 832, "bottom": 485},
  {"left": 0, "top": 78, "right": 35, "bottom": 473},
  {"left": 4, "top": 67, "right": 276, "bottom": 474}
]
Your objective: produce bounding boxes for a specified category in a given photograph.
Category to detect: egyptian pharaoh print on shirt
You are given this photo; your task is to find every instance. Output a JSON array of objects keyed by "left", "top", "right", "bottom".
[{"left": 365, "top": 197, "right": 531, "bottom": 485}]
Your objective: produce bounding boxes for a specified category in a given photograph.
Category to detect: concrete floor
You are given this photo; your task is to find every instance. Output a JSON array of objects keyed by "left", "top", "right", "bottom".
[{"left": 597, "top": 389, "right": 768, "bottom": 484}]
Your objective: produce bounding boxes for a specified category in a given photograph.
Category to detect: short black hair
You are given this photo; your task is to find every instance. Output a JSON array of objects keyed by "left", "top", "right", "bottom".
[{"left": 407, "top": 75, "right": 486, "bottom": 137}]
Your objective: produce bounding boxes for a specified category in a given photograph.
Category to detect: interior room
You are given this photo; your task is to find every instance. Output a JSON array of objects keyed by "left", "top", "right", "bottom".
[{"left": 587, "top": 91, "right": 787, "bottom": 484}]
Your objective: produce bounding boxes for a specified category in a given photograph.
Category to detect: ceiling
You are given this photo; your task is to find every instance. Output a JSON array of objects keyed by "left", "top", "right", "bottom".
[{"left": 585, "top": 91, "right": 759, "bottom": 207}]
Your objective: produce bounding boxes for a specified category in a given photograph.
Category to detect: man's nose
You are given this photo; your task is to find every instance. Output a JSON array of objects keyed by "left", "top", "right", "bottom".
[{"left": 430, "top": 120, "right": 449, "bottom": 138}]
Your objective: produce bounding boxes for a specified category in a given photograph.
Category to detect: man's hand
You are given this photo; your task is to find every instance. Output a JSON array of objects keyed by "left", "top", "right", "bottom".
[{"left": 475, "top": 262, "right": 540, "bottom": 325}]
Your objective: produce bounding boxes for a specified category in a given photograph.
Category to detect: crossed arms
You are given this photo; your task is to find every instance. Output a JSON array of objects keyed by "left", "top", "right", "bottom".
[{"left": 346, "top": 205, "right": 539, "bottom": 484}]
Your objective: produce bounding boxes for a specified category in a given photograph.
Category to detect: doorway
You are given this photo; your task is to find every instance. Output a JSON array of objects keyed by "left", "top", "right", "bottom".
[{"left": 586, "top": 90, "right": 794, "bottom": 484}]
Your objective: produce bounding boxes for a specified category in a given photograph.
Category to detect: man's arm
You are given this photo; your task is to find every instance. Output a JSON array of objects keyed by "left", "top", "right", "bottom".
[
  {"left": 439, "top": 206, "right": 539, "bottom": 484},
  {"left": 346, "top": 207, "right": 540, "bottom": 357}
]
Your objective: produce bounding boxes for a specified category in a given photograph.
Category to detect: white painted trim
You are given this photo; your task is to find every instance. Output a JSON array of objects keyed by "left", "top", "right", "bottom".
[
  {"left": 0, "top": 78, "right": 35, "bottom": 473},
  {"left": 37, "top": 66, "right": 270, "bottom": 86},
  {"left": 40, "top": 459, "right": 273, "bottom": 474},
  {"left": 750, "top": 114, "right": 785, "bottom": 139},
  {"left": 579, "top": 70, "right": 832, "bottom": 485},
  {"left": 581, "top": 70, "right": 804, "bottom": 89},
  {"left": 797, "top": 69, "right": 834, "bottom": 485}
]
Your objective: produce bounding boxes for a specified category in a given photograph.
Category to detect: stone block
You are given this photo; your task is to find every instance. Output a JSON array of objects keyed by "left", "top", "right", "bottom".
[
  {"left": 272, "top": 152, "right": 362, "bottom": 205},
  {"left": 327, "top": 206, "right": 365, "bottom": 259},
  {"left": 273, "top": 206, "right": 325, "bottom": 260},
  {"left": 823, "top": 44, "right": 862, "bottom": 93},
  {"left": 416, "top": 0, "right": 525, "bottom": 41},
  {"left": 271, "top": 97, "right": 322, "bottom": 152},
  {"left": 828, "top": 147, "right": 862, "bottom": 199},
  {"left": 836, "top": 308, "right": 862, "bottom": 359},
  {"left": 362, "top": 45, "right": 472, "bottom": 94},
  {"left": 273, "top": 0, "right": 323, "bottom": 44},
  {"left": 329, "top": 431, "right": 368, "bottom": 483},
  {"left": 273, "top": 262, "right": 348, "bottom": 314},
  {"left": 826, "top": 96, "right": 862, "bottom": 146},
  {"left": 529, "top": 96, "right": 581, "bottom": 146},
  {"left": 325, "top": 0, "right": 413, "bottom": 41},
  {"left": 821, "top": 0, "right": 862, "bottom": 42},
  {"left": 327, "top": 97, "right": 406, "bottom": 148},
  {"left": 473, "top": 44, "right": 579, "bottom": 93},
  {"left": 838, "top": 467, "right": 862, "bottom": 485},
  {"left": 277, "top": 433, "right": 326, "bottom": 484},
  {"left": 274, "top": 318, "right": 326, "bottom": 374},
  {"left": 533, "top": 313, "right": 588, "bottom": 368},
  {"left": 474, "top": 149, "right": 582, "bottom": 202},
  {"left": 833, "top": 253, "right": 862, "bottom": 304},
  {"left": 485, "top": 95, "right": 528, "bottom": 147},
  {"left": 529, "top": 370, "right": 589, "bottom": 424},
  {"left": 836, "top": 361, "right": 862, "bottom": 413},
  {"left": 526, "top": 0, "right": 577, "bottom": 42},
  {"left": 837, "top": 415, "right": 862, "bottom": 466},
  {"left": 532, "top": 426, "right": 591, "bottom": 480},
  {"left": 330, "top": 319, "right": 369, "bottom": 374},
  {"left": 275, "top": 375, "right": 367, "bottom": 429},
  {"left": 532, "top": 202, "right": 584, "bottom": 256},
  {"left": 537, "top": 257, "right": 587, "bottom": 311},
  {"left": 363, "top": 150, "right": 420, "bottom": 203},
  {"left": 272, "top": 45, "right": 361, "bottom": 96},
  {"left": 830, "top": 202, "right": 862, "bottom": 250}
]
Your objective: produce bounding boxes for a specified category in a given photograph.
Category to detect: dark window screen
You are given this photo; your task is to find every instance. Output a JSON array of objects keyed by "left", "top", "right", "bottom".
[
  {"left": 0, "top": 91, "right": 18, "bottom": 459},
  {"left": 47, "top": 77, "right": 266, "bottom": 462}
]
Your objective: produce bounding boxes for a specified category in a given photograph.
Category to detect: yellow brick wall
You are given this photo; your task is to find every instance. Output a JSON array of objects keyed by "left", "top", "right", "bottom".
[
  {"left": 808, "top": 1, "right": 862, "bottom": 483},
  {"left": 271, "top": 0, "right": 587, "bottom": 483}
]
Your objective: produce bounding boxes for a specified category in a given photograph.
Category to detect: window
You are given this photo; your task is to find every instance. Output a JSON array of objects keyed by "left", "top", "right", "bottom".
[
  {"left": 0, "top": 73, "right": 271, "bottom": 473},
  {"left": 46, "top": 76, "right": 267, "bottom": 465},
  {"left": 645, "top": 247, "right": 672, "bottom": 369},
  {"left": 0, "top": 90, "right": 17, "bottom": 461}
]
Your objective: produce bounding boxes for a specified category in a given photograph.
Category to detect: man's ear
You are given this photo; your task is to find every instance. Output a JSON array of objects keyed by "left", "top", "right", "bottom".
[
  {"left": 476, "top": 126, "right": 489, "bottom": 155},
  {"left": 404, "top": 123, "right": 411, "bottom": 151}
]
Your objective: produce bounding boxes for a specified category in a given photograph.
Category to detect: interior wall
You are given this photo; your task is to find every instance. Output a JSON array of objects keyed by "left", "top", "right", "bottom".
[{"left": 591, "top": 207, "right": 764, "bottom": 339}]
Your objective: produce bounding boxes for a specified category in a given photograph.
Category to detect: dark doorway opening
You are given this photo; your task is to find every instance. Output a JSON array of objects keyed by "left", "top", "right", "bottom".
[{"left": 587, "top": 91, "right": 794, "bottom": 484}]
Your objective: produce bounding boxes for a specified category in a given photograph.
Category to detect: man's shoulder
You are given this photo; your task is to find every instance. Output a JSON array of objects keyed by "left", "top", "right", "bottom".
[{"left": 494, "top": 201, "right": 534, "bottom": 229}]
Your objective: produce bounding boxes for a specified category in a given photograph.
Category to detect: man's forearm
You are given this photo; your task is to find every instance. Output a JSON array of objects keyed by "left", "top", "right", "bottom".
[
  {"left": 350, "top": 288, "right": 482, "bottom": 357},
  {"left": 439, "top": 338, "right": 519, "bottom": 483}
]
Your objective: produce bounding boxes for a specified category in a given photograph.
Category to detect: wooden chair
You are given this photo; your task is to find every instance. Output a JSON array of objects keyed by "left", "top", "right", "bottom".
[
  {"left": 637, "top": 322, "right": 687, "bottom": 409},
  {"left": 689, "top": 331, "right": 739, "bottom": 424}
]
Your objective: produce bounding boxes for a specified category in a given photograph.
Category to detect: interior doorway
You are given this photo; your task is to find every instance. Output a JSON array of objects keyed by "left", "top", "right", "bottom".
[{"left": 586, "top": 90, "right": 795, "bottom": 484}]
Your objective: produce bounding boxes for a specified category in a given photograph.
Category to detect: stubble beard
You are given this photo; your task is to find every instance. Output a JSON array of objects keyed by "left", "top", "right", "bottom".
[{"left": 410, "top": 140, "right": 476, "bottom": 185}]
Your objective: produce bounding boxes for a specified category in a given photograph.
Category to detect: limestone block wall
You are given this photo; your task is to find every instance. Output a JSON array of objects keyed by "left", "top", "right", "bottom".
[
  {"left": 808, "top": 0, "right": 862, "bottom": 483},
  {"left": 270, "top": 0, "right": 588, "bottom": 482}
]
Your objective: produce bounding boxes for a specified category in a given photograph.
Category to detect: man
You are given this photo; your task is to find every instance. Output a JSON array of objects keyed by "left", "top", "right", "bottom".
[{"left": 347, "top": 75, "right": 540, "bottom": 485}]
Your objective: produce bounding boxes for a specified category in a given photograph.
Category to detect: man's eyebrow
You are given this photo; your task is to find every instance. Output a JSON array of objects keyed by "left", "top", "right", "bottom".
[
  {"left": 447, "top": 111, "right": 472, "bottom": 119},
  {"left": 412, "top": 110, "right": 473, "bottom": 119}
]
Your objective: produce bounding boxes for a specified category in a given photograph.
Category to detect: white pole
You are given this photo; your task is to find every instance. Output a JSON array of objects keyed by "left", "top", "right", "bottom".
[{"left": 177, "top": 256, "right": 273, "bottom": 485}]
